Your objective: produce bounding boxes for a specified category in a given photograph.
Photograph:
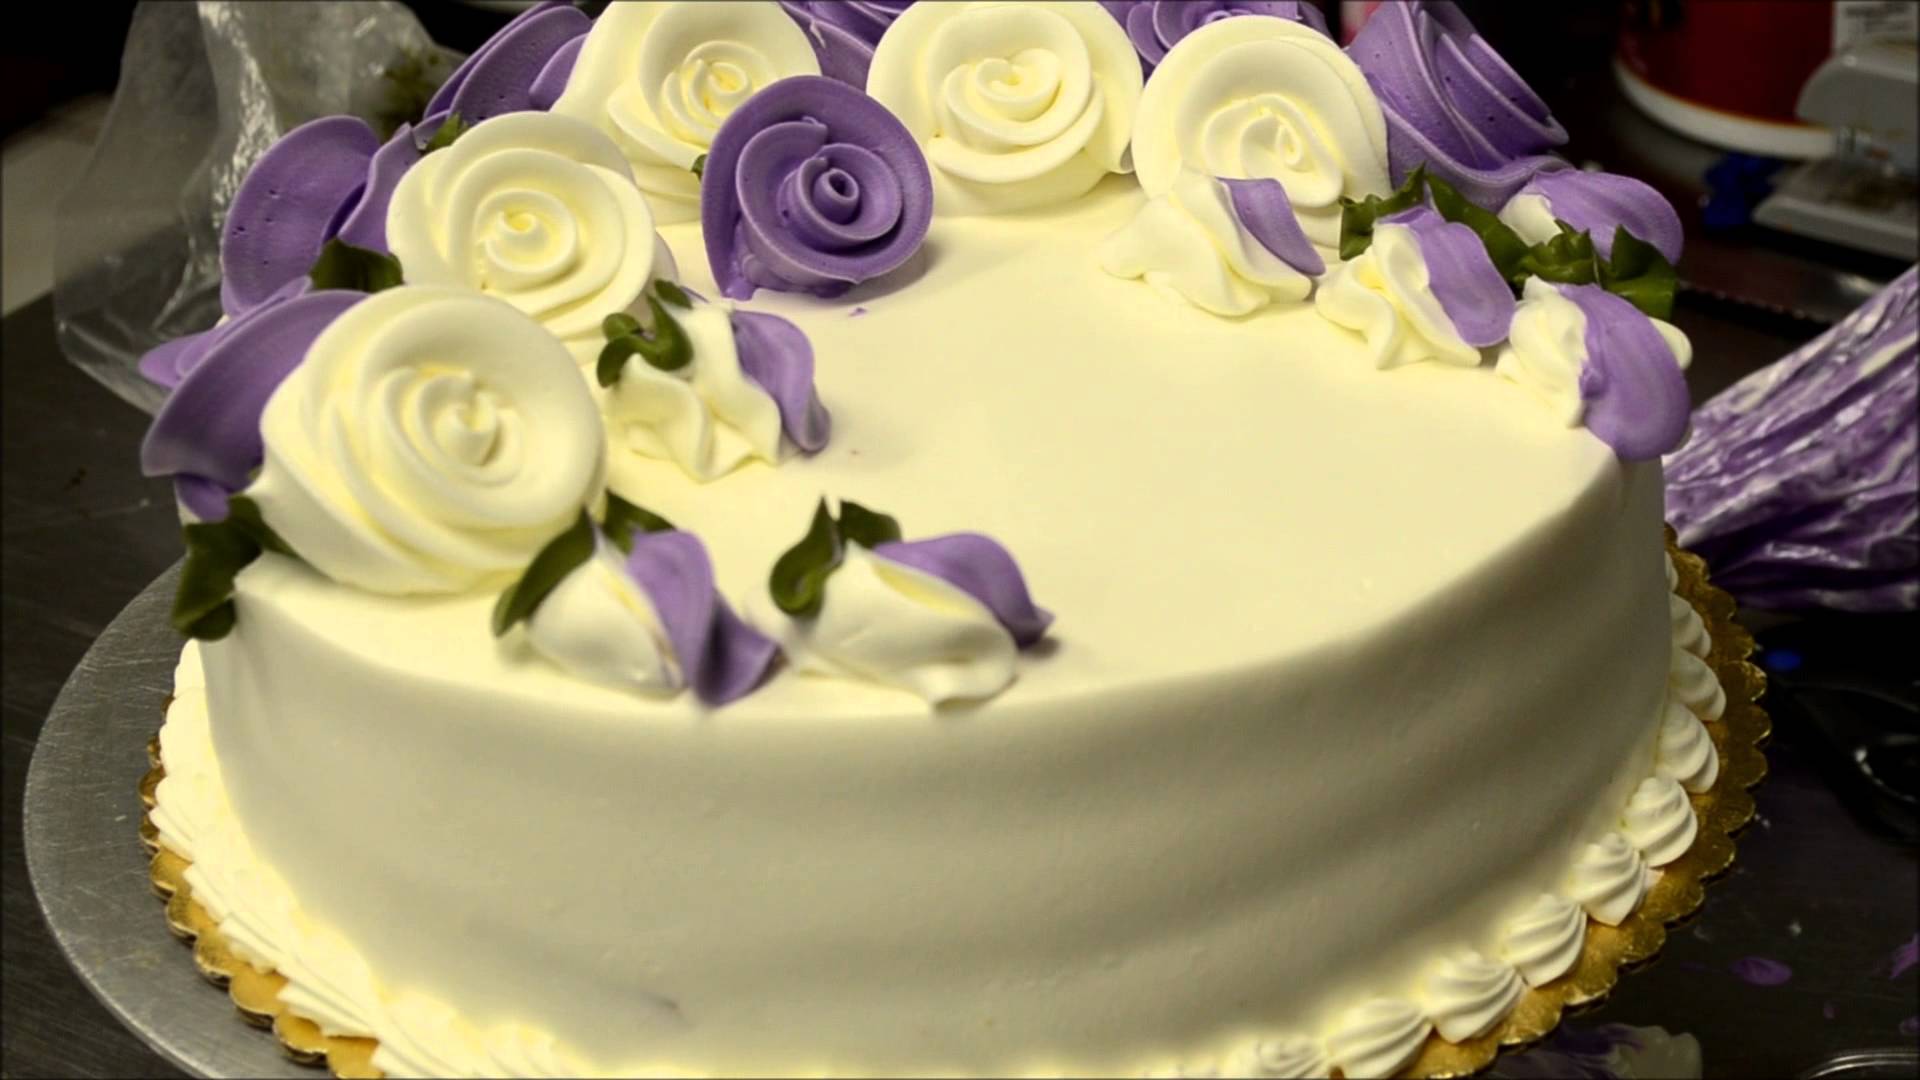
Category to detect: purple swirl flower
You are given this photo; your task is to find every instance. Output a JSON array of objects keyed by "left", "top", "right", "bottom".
[
  {"left": 1098, "top": 1, "right": 1328, "bottom": 70},
  {"left": 419, "top": 0, "right": 588, "bottom": 136},
  {"left": 622, "top": 530, "right": 781, "bottom": 706},
  {"left": 1560, "top": 283, "right": 1690, "bottom": 461},
  {"left": 1502, "top": 170, "right": 1685, "bottom": 264},
  {"left": 702, "top": 75, "right": 932, "bottom": 300},
  {"left": 875, "top": 533, "right": 1054, "bottom": 647},
  {"left": 140, "top": 291, "right": 364, "bottom": 520},
  {"left": 1348, "top": 0, "right": 1568, "bottom": 207},
  {"left": 218, "top": 116, "right": 422, "bottom": 318},
  {"left": 778, "top": 1, "right": 914, "bottom": 87}
]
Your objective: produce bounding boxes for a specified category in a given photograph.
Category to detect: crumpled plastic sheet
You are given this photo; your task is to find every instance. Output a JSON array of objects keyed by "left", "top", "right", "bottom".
[
  {"left": 1666, "top": 265, "right": 1918, "bottom": 613},
  {"left": 52, "top": 0, "right": 456, "bottom": 415}
]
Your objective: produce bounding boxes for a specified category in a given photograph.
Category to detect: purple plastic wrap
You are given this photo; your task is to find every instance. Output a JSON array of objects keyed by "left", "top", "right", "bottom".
[{"left": 1666, "top": 267, "right": 1918, "bottom": 613}]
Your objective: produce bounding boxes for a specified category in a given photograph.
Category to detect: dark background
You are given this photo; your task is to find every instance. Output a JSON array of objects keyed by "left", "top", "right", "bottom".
[{"left": 5, "top": 2, "right": 1916, "bottom": 1078}]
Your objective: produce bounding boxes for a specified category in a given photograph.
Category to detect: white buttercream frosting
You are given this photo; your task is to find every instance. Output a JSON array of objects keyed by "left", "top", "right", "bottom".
[
  {"left": 1622, "top": 775, "right": 1698, "bottom": 867},
  {"left": 1666, "top": 557, "right": 1711, "bottom": 657},
  {"left": 603, "top": 302, "right": 786, "bottom": 481},
  {"left": 1130, "top": 16, "right": 1389, "bottom": 251},
  {"left": 1315, "top": 222, "right": 1479, "bottom": 369},
  {"left": 1499, "top": 892, "right": 1585, "bottom": 987},
  {"left": 1565, "top": 832, "right": 1651, "bottom": 926},
  {"left": 386, "top": 112, "right": 663, "bottom": 365},
  {"left": 754, "top": 543, "right": 1017, "bottom": 705},
  {"left": 1420, "top": 949, "right": 1523, "bottom": 1043},
  {"left": 524, "top": 542, "right": 681, "bottom": 694},
  {"left": 1101, "top": 166, "right": 1315, "bottom": 316},
  {"left": 550, "top": 0, "right": 819, "bottom": 224},
  {"left": 1225, "top": 1035, "right": 1329, "bottom": 1078},
  {"left": 1656, "top": 695, "right": 1720, "bottom": 794},
  {"left": 247, "top": 286, "right": 605, "bottom": 595},
  {"left": 1496, "top": 191, "right": 1558, "bottom": 249},
  {"left": 866, "top": 1, "right": 1143, "bottom": 215},
  {"left": 1323, "top": 998, "right": 1431, "bottom": 1080},
  {"left": 1669, "top": 646, "right": 1727, "bottom": 722}
]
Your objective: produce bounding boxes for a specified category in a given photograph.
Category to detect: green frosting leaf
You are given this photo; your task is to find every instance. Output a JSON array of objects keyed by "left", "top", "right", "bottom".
[
  {"left": 422, "top": 111, "right": 470, "bottom": 154},
  {"left": 601, "top": 493, "right": 676, "bottom": 554},
  {"left": 837, "top": 500, "right": 902, "bottom": 550},
  {"left": 1338, "top": 165, "right": 1427, "bottom": 261},
  {"left": 1516, "top": 221, "right": 1600, "bottom": 286},
  {"left": 690, "top": 153, "right": 708, "bottom": 178},
  {"left": 1425, "top": 173, "right": 1530, "bottom": 285},
  {"left": 1598, "top": 226, "right": 1678, "bottom": 320},
  {"left": 170, "top": 496, "right": 294, "bottom": 641},
  {"left": 769, "top": 498, "right": 845, "bottom": 618},
  {"left": 308, "top": 238, "right": 405, "bottom": 294},
  {"left": 594, "top": 297, "right": 693, "bottom": 388},
  {"left": 654, "top": 279, "right": 694, "bottom": 309},
  {"left": 491, "top": 512, "right": 599, "bottom": 637}
]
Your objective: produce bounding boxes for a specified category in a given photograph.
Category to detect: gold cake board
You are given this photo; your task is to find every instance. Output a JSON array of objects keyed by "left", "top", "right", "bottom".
[{"left": 137, "top": 531, "right": 1771, "bottom": 1080}]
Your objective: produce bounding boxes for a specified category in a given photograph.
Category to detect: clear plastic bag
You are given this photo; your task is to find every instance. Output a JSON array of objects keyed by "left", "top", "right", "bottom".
[{"left": 52, "top": 0, "right": 456, "bottom": 414}]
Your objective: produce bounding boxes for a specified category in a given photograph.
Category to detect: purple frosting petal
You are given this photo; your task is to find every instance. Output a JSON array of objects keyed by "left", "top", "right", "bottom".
[
  {"left": 173, "top": 475, "right": 234, "bottom": 523},
  {"left": 1381, "top": 206, "right": 1514, "bottom": 347},
  {"left": 140, "top": 290, "right": 363, "bottom": 508},
  {"left": 529, "top": 34, "right": 584, "bottom": 111},
  {"left": 873, "top": 534, "right": 1053, "bottom": 647},
  {"left": 1665, "top": 266, "right": 1916, "bottom": 612},
  {"left": 703, "top": 75, "right": 932, "bottom": 301},
  {"left": 138, "top": 277, "right": 310, "bottom": 390},
  {"left": 221, "top": 116, "right": 378, "bottom": 315},
  {"left": 1349, "top": 1, "right": 1568, "bottom": 206},
  {"left": 1221, "top": 177, "right": 1325, "bottom": 276},
  {"left": 1558, "top": 283, "right": 1690, "bottom": 462},
  {"left": 424, "top": 0, "right": 573, "bottom": 120},
  {"left": 443, "top": 4, "right": 590, "bottom": 127},
  {"left": 730, "top": 309, "right": 832, "bottom": 453},
  {"left": 332, "top": 124, "right": 423, "bottom": 252},
  {"left": 1103, "top": 1, "right": 1326, "bottom": 70},
  {"left": 1519, "top": 170, "right": 1684, "bottom": 264},
  {"left": 622, "top": 531, "right": 779, "bottom": 707},
  {"left": 778, "top": 1, "right": 913, "bottom": 87}
]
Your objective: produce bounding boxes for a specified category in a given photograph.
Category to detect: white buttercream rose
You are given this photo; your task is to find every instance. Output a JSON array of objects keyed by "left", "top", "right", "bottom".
[
  {"left": 386, "top": 112, "right": 665, "bottom": 365},
  {"left": 248, "top": 287, "right": 605, "bottom": 595},
  {"left": 1130, "top": 15, "right": 1390, "bottom": 251},
  {"left": 866, "top": 1, "right": 1143, "bottom": 215},
  {"left": 550, "top": 0, "right": 821, "bottom": 223}
]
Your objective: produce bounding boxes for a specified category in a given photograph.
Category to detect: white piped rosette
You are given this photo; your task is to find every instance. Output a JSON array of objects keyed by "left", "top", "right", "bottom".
[
  {"left": 550, "top": 0, "right": 821, "bottom": 223},
  {"left": 607, "top": 302, "right": 790, "bottom": 481},
  {"left": 1101, "top": 165, "right": 1323, "bottom": 317},
  {"left": 1130, "top": 15, "right": 1391, "bottom": 253},
  {"left": 246, "top": 286, "right": 605, "bottom": 595},
  {"left": 866, "top": 1, "right": 1144, "bottom": 215},
  {"left": 1315, "top": 206, "right": 1516, "bottom": 369},
  {"left": 385, "top": 112, "right": 670, "bottom": 365}
]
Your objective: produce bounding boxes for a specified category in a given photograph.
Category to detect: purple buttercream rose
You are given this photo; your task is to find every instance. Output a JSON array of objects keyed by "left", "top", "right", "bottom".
[
  {"left": 1221, "top": 176, "right": 1326, "bottom": 276},
  {"left": 1348, "top": 0, "right": 1568, "bottom": 208},
  {"left": 1666, "top": 266, "right": 1917, "bottom": 612},
  {"left": 1558, "top": 283, "right": 1690, "bottom": 462},
  {"left": 420, "top": 0, "right": 587, "bottom": 133},
  {"left": 218, "top": 116, "right": 422, "bottom": 318},
  {"left": 140, "top": 290, "right": 364, "bottom": 521},
  {"left": 1382, "top": 206, "right": 1515, "bottom": 346},
  {"left": 778, "top": 1, "right": 914, "bottom": 87},
  {"left": 702, "top": 75, "right": 933, "bottom": 301},
  {"left": 1099, "top": 0, "right": 1328, "bottom": 70},
  {"left": 874, "top": 533, "right": 1053, "bottom": 647},
  {"left": 1502, "top": 170, "right": 1685, "bottom": 264},
  {"left": 622, "top": 530, "right": 781, "bottom": 706}
]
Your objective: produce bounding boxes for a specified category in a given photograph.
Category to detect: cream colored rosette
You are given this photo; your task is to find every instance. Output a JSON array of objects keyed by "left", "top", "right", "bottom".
[
  {"left": 1131, "top": 15, "right": 1391, "bottom": 252},
  {"left": 247, "top": 286, "right": 605, "bottom": 595},
  {"left": 866, "top": 1, "right": 1143, "bottom": 215},
  {"left": 386, "top": 112, "right": 667, "bottom": 366},
  {"left": 549, "top": 0, "right": 820, "bottom": 223}
]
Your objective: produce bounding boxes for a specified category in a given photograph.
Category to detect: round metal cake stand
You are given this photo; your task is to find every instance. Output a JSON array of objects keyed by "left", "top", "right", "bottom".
[{"left": 23, "top": 563, "right": 311, "bottom": 1080}]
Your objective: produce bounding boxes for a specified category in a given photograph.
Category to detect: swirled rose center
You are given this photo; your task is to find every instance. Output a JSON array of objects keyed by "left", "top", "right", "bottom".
[
  {"left": 660, "top": 43, "right": 773, "bottom": 145},
  {"left": 384, "top": 366, "right": 526, "bottom": 486},
  {"left": 476, "top": 189, "right": 579, "bottom": 291},
  {"left": 1199, "top": 95, "right": 1341, "bottom": 207},
  {"left": 775, "top": 142, "right": 905, "bottom": 251}
]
